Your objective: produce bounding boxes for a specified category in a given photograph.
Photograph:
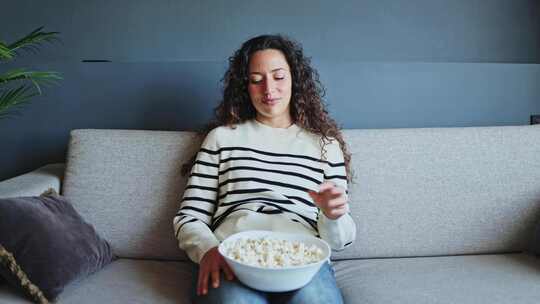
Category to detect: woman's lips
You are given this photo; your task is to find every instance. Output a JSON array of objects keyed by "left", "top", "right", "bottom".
[{"left": 262, "top": 98, "right": 280, "bottom": 105}]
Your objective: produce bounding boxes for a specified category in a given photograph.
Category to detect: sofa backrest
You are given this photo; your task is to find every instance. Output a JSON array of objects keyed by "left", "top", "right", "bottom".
[
  {"left": 63, "top": 126, "right": 540, "bottom": 261},
  {"left": 63, "top": 129, "right": 200, "bottom": 261},
  {"left": 335, "top": 125, "right": 540, "bottom": 260}
]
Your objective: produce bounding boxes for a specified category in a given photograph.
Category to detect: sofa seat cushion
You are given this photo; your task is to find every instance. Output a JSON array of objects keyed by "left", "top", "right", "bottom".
[
  {"left": 0, "top": 259, "right": 195, "bottom": 304},
  {"left": 334, "top": 253, "right": 540, "bottom": 304},
  {"left": 2, "top": 254, "right": 539, "bottom": 303}
]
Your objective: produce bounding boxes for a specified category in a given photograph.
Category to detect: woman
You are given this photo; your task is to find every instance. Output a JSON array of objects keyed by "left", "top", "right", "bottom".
[{"left": 174, "top": 34, "right": 356, "bottom": 304}]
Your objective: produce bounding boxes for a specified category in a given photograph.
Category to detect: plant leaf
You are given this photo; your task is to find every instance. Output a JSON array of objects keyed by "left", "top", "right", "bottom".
[
  {"left": 0, "top": 27, "right": 62, "bottom": 120},
  {"left": 0, "top": 85, "right": 39, "bottom": 118},
  {"left": 0, "top": 69, "right": 63, "bottom": 84},
  {"left": 7, "top": 26, "right": 61, "bottom": 57},
  {"left": 0, "top": 69, "right": 62, "bottom": 94},
  {"left": 0, "top": 42, "right": 14, "bottom": 61}
]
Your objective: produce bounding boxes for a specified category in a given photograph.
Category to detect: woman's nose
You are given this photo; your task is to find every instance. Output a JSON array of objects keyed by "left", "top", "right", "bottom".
[{"left": 263, "top": 79, "right": 275, "bottom": 94}]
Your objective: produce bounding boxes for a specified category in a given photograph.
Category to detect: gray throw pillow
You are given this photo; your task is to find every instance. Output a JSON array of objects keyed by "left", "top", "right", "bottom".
[{"left": 0, "top": 190, "right": 115, "bottom": 302}]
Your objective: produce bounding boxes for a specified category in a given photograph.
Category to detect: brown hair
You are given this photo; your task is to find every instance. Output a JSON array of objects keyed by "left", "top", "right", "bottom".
[{"left": 182, "top": 34, "right": 354, "bottom": 184}]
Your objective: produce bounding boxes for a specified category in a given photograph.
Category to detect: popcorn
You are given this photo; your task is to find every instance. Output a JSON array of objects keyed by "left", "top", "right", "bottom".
[{"left": 222, "top": 237, "right": 324, "bottom": 268}]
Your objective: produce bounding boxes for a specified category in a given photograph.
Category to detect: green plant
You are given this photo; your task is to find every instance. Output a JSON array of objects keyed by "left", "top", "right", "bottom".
[{"left": 0, "top": 26, "right": 62, "bottom": 119}]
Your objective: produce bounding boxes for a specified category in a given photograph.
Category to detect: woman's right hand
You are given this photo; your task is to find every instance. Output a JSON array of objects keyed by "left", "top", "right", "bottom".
[{"left": 197, "top": 246, "right": 235, "bottom": 296}]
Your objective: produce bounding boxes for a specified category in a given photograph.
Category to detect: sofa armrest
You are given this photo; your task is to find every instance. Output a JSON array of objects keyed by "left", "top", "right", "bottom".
[{"left": 0, "top": 163, "right": 65, "bottom": 198}]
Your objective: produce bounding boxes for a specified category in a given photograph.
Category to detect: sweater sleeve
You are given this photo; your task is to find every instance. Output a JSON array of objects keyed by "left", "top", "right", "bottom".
[
  {"left": 173, "top": 129, "right": 221, "bottom": 263},
  {"left": 317, "top": 139, "right": 357, "bottom": 251}
]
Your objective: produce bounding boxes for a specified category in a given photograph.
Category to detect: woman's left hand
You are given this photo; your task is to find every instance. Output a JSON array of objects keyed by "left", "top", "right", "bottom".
[{"left": 308, "top": 181, "right": 348, "bottom": 220}]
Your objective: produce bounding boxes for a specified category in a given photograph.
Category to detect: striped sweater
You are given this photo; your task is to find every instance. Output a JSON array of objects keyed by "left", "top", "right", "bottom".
[{"left": 173, "top": 119, "right": 356, "bottom": 263}]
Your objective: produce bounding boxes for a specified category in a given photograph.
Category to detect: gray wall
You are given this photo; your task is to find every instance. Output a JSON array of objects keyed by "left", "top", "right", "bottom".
[{"left": 1, "top": 0, "right": 540, "bottom": 181}]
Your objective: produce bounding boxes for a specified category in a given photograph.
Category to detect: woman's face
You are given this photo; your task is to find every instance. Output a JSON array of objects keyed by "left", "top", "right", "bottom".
[{"left": 247, "top": 49, "right": 293, "bottom": 127}]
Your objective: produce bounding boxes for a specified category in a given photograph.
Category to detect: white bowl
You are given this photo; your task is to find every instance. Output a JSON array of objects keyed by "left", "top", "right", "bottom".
[{"left": 218, "top": 230, "right": 331, "bottom": 292}]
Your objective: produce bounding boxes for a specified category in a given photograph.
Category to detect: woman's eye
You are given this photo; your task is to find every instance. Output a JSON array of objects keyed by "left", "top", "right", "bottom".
[
  {"left": 250, "top": 78, "right": 262, "bottom": 84},
  {"left": 275, "top": 76, "right": 285, "bottom": 80}
]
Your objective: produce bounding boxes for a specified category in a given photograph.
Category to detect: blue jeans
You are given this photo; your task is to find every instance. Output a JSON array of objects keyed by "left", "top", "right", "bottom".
[{"left": 191, "top": 262, "right": 344, "bottom": 304}]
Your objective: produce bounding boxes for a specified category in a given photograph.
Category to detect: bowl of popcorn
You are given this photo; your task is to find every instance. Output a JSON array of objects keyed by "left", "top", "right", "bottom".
[{"left": 218, "top": 230, "right": 331, "bottom": 292}]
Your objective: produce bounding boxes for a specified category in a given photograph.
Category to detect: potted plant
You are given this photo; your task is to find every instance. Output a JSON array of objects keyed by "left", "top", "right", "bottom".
[{"left": 0, "top": 26, "right": 62, "bottom": 119}]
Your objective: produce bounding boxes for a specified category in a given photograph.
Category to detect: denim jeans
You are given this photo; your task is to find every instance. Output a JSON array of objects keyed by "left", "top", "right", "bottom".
[{"left": 191, "top": 262, "right": 344, "bottom": 304}]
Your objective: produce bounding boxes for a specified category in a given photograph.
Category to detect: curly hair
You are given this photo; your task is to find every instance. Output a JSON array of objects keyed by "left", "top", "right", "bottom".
[{"left": 182, "top": 34, "right": 354, "bottom": 184}]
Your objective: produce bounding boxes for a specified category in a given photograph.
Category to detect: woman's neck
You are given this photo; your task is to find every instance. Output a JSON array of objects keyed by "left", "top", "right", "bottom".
[{"left": 255, "top": 116, "right": 293, "bottom": 129}]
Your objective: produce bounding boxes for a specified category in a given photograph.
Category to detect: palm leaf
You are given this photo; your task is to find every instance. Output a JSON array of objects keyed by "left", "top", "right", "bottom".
[
  {"left": 0, "top": 85, "right": 38, "bottom": 119},
  {"left": 0, "top": 69, "right": 62, "bottom": 94},
  {"left": 0, "top": 42, "right": 13, "bottom": 61},
  {"left": 0, "top": 27, "right": 62, "bottom": 120},
  {"left": 6, "top": 26, "right": 60, "bottom": 57}
]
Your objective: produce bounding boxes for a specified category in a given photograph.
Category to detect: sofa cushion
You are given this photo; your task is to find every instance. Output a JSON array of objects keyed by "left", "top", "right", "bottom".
[
  {"left": 334, "top": 125, "right": 540, "bottom": 260},
  {"left": 0, "top": 191, "right": 115, "bottom": 302},
  {"left": 0, "top": 163, "right": 64, "bottom": 199},
  {"left": 334, "top": 253, "right": 540, "bottom": 304},
  {"left": 63, "top": 129, "right": 202, "bottom": 261},
  {"left": 2, "top": 254, "right": 536, "bottom": 304},
  {"left": 0, "top": 259, "right": 196, "bottom": 304}
]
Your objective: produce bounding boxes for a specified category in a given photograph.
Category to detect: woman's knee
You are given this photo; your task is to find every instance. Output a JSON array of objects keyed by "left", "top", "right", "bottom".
[
  {"left": 283, "top": 263, "right": 344, "bottom": 304},
  {"left": 193, "top": 277, "right": 269, "bottom": 304}
]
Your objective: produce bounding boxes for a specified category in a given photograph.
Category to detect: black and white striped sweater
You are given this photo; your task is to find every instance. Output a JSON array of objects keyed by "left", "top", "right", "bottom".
[{"left": 173, "top": 119, "right": 356, "bottom": 263}]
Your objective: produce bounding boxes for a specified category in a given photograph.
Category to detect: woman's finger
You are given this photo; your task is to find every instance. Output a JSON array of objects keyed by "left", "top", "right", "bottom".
[
  {"left": 327, "top": 196, "right": 346, "bottom": 208},
  {"left": 328, "top": 185, "right": 344, "bottom": 195},
  {"left": 328, "top": 200, "right": 347, "bottom": 210},
  {"left": 311, "top": 190, "right": 340, "bottom": 204},
  {"left": 318, "top": 181, "right": 335, "bottom": 192},
  {"left": 326, "top": 193, "right": 345, "bottom": 204},
  {"left": 329, "top": 207, "right": 347, "bottom": 218},
  {"left": 198, "top": 267, "right": 209, "bottom": 295},
  {"left": 316, "top": 195, "right": 342, "bottom": 210},
  {"left": 323, "top": 190, "right": 342, "bottom": 200},
  {"left": 221, "top": 260, "right": 235, "bottom": 280},
  {"left": 211, "top": 268, "right": 220, "bottom": 289}
]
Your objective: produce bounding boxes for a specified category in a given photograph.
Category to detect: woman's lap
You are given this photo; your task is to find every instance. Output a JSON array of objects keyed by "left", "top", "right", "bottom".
[
  {"left": 269, "top": 262, "right": 344, "bottom": 304},
  {"left": 192, "top": 274, "right": 269, "bottom": 304},
  {"left": 191, "top": 262, "right": 343, "bottom": 304}
]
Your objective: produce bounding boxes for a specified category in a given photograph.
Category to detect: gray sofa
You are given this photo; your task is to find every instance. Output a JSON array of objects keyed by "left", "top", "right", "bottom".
[{"left": 1, "top": 125, "right": 540, "bottom": 303}]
